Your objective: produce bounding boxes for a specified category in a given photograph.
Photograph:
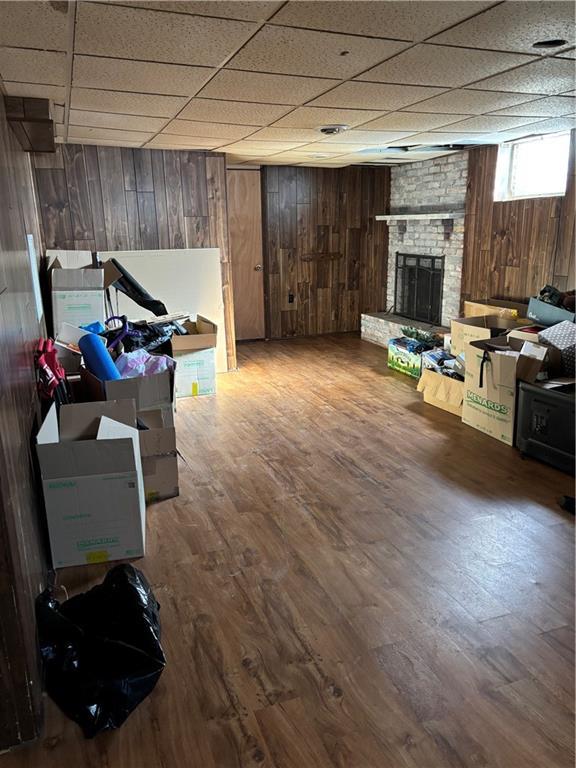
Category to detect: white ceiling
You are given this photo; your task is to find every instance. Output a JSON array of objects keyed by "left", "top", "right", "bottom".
[{"left": 0, "top": 0, "right": 574, "bottom": 167}]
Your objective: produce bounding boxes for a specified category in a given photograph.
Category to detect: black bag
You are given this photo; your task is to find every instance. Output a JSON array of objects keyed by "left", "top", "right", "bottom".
[{"left": 36, "top": 564, "right": 166, "bottom": 738}]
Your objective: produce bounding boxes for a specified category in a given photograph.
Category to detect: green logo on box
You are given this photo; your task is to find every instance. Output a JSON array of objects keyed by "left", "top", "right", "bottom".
[
  {"left": 466, "top": 390, "right": 509, "bottom": 415},
  {"left": 48, "top": 480, "right": 77, "bottom": 489}
]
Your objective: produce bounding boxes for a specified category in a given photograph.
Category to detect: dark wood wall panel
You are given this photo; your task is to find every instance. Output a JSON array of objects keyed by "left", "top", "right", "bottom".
[
  {"left": 262, "top": 165, "right": 389, "bottom": 338},
  {"left": 462, "top": 130, "right": 575, "bottom": 304},
  {"left": 0, "top": 97, "right": 47, "bottom": 750},
  {"left": 32, "top": 145, "right": 236, "bottom": 369}
]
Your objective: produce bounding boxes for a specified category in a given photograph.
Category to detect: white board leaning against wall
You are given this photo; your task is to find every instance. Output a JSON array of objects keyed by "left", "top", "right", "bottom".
[{"left": 98, "top": 249, "right": 228, "bottom": 373}]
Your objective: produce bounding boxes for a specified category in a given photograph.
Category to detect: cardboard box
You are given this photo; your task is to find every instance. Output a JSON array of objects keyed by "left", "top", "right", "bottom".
[
  {"left": 54, "top": 322, "right": 90, "bottom": 374},
  {"left": 417, "top": 369, "right": 464, "bottom": 417},
  {"left": 50, "top": 259, "right": 121, "bottom": 337},
  {"left": 451, "top": 315, "right": 525, "bottom": 359},
  {"left": 527, "top": 297, "right": 575, "bottom": 327},
  {"left": 36, "top": 400, "right": 145, "bottom": 568},
  {"left": 81, "top": 364, "right": 175, "bottom": 412},
  {"left": 172, "top": 316, "right": 217, "bottom": 397},
  {"left": 138, "top": 409, "right": 179, "bottom": 503},
  {"left": 464, "top": 299, "right": 529, "bottom": 320},
  {"left": 79, "top": 366, "right": 178, "bottom": 500},
  {"left": 387, "top": 338, "right": 422, "bottom": 379},
  {"left": 462, "top": 336, "right": 552, "bottom": 445},
  {"left": 508, "top": 325, "right": 545, "bottom": 343}
]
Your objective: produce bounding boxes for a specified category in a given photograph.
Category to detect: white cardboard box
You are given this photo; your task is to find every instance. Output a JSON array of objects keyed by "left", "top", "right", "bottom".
[
  {"left": 172, "top": 317, "right": 217, "bottom": 398},
  {"left": 36, "top": 400, "right": 146, "bottom": 568}
]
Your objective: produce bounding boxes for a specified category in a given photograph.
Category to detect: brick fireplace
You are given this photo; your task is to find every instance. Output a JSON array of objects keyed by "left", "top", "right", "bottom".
[{"left": 362, "top": 151, "right": 469, "bottom": 348}]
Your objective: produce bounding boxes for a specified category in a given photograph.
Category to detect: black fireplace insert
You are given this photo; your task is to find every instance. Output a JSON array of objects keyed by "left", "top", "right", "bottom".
[{"left": 394, "top": 252, "right": 444, "bottom": 325}]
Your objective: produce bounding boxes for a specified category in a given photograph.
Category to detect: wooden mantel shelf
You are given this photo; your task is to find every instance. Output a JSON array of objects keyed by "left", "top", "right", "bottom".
[{"left": 375, "top": 211, "right": 464, "bottom": 221}]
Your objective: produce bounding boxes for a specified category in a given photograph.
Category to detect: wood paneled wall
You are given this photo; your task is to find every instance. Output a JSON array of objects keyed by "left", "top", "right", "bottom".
[
  {"left": 262, "top": 166, "right": 389, "bottom": 338},
  {"left": 32, "top": 145, "right": 236, "bottom": 368},
  {"left": 0, "top": 97, "right": 47, "bottom": 750},
  {"left": 461, "top": 130, "right": 575, "bottom": 303}
]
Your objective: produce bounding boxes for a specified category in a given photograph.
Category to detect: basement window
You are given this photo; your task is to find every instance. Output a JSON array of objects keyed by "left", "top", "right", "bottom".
[{"left": 494, "top": 131, "right": 571, "bottom": 201}]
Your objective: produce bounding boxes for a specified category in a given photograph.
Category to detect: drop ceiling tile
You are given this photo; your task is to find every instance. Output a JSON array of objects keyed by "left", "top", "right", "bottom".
[
  {"left": 319, "top": 130, "right": 416, "bottom": 144},
  {"left": 479, "top": 116, "right": 576, "bottom": 142},
  {"left": 148, "top": 134, "right": 221, "bottom": 148},
  {"left": 248, "top": 127, "right": 324, "bottom": 142},
  {"left": 164, "top": 120, "right": 257, "bottom": 139},
  {"left": 489, "top": 95, "right": 576, "bottom": 117},
  {"left": 272, "top": 1, "right": 495, "bottom": 42},
  {"left": 357, "top": 111, "right": 472, "bottom": 131},
  {"left": 214, "top": 143, "right": 287, "bottom": 155},
  {"left": 430, "top": 1, "right": 575, "bottom": 55},
  {"left": 75, "top": 2, "right": 256, "bottom": 66},
  {"left": 67, "top": 137, "right": 145, "bottom": 148},
  {"left": 443, "top": 115, "right": 547, "bottom": 132},
  {"left": 227, "top": 25, "right": 409, "bottom": 79},
  {"left": 405, "top": 131, "right": 487, "bottom": 144},
  {"left": 68, "top": 126, "right": 153, "bottom": 142},
  {"left": 0, "top": 48, "right": 67, "bottom": 87},
  {"left": 119, "top": 1, "right": 283, "bottom": 21},
  {"left": 3, "top": 82, "right": 66, "bottom": 102},
  {"left": 309, "top": 82, "right": 447, "bottom": 111},
  {"left": 219, "top": 139, "right": 309, "bottom": 152},
  {"left": 468, "top": 57, "right": 576, "bottom": 95},
  {"left": 71, "top": 88, "right": 187, "bottom": 117},
  {"left": 273, "top": 106, "right": 385, "bottom": 129},
  {"left": 0, "top": 0, "right": 69, "bottom": 50},
  {"left": 295, "top": 143, "right": 370, "bottom": 154},
  {"left": 404, "top": 89, "right": 541, "bottom": 114},
  {"left": 562, "top": 90, "right": 576, "bottom": 97},
  {"left": 357, "top": 45, "right": 536, "bottom": 88},
  {"left": 180, "top": 98, "right": 292, "bottom": 125},
  {"left": 557, "top": 48, "right": 576, "bottom": 59},
  {"left": 73, "top": 55, "right": 215, "bottom": 97},
  {"left": 69, "top": 110, "right": 167, "bottom": 132},
  {"left": 198, "top": 70, "right": 336, "bottom": 106}
]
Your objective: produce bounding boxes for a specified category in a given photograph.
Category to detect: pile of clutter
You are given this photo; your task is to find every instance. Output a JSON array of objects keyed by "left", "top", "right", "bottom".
[
  {"left": 387, "top": 286, "right": 575, "bottom": 472},
  {"left": 35, "top": 253, "right": 218, "bottom": 569}
]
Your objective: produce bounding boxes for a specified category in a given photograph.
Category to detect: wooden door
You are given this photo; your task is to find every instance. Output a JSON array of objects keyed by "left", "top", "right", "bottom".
[{"left": 227, "top": 169, "right": 265, "bottom": 340}]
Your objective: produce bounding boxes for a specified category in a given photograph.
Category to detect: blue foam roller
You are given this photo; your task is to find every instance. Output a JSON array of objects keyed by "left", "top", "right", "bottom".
[{"left": 79, "top": 333, "right": 121, "bottom": 381}]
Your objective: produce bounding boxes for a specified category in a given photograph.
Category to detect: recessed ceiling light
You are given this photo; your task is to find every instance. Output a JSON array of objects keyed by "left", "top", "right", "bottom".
[
  {"left": 318, "top": 124, "right": 350, "bottom": 135},
  {"left": 532, "top": 38, "right": 568, "bottom": 49}
]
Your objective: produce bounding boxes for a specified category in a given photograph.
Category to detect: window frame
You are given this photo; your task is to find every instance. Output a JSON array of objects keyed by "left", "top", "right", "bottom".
[{"left": 494, "top": 131, "right": 571, "bottom": 203}]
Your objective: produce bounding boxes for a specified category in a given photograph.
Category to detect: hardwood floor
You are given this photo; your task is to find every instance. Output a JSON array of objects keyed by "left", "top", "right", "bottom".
[{"left": 4, "top": 335, "right": 574, "bottom": 768}]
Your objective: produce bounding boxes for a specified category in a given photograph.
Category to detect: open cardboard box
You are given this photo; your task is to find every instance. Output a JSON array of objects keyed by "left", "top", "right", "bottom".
[
  {"left": 451, "top": 315, "right": 526, "bottom": 358},
  {"left": 462, "top": 335, "right": 560, "bottom": 445},
  {"left": 463, "top": 298, "right": 529, "bottom": 321},
  {"left": 49, "top": 254, "right": 121, "bottom": 337},
  {"left": 171, "top": 316, "right": 218, "bottom": 397},
  {"left": 36, "top": 400, "right": 146, "bottom": 568},
  {"left": 79, "top": 364, "right": 178, "bottom": 501},
  {"left": 417, "top": 369, "right": 464, "bottom": 417}
]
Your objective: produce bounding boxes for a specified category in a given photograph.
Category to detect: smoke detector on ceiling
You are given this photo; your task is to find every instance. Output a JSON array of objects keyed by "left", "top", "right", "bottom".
[{"left": 318, "top": 124, "right": 350, "bottom": 135}]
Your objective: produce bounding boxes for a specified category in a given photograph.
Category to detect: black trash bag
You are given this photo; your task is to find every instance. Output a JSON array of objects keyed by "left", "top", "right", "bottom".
[{"left": 36, "top": 564, "right": 166, "bottom": 738}]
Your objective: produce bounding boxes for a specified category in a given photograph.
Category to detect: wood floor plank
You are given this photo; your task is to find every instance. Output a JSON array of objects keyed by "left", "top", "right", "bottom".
[{"left": 3, "top": 336, "right": 573, "bottom": 768}]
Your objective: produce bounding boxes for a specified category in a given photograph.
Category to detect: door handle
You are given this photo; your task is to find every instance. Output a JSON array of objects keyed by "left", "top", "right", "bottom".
[{"left": 254, "top": 264, "right": 263, "bottom": 272}]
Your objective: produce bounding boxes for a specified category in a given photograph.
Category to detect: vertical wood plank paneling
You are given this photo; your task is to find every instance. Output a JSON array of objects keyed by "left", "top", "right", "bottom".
[
  {"left": 33, "top": 144, "right": 236, "bottom": 368},
  {"left": 0, "top": 97, "right": 47, "bottom": 750},
  {"left": 134, "top": 148, "right": 154, "bottom": 192},
  {"left": 62, "top": 145, "right": 94, "bottom": 242},
  {"left": 463, "top": 142, "right": 572, "bottom": 304},
  {"left": 97, "top": 146, "right": 130, "bottom": 251},
  {"left": 83, "top": 145, "right": 108, "bottom": 251},
  {"left": 554, "top": 128, "right": 575, "bottom": 291},
  {"left": 150, "top": 149, "right": 170, "bottom": 249},
  {"left": 34, "top": 168, "right": 73, "bottom": 248},
  {"left": 181, "top": 151, "right": 208, "bottom": 217},
  {"left": 163, "top": 149, "right": 185, "bottom": 248},
  {"left": 262, "top": 165, "right": 390, "bottom": 339}
]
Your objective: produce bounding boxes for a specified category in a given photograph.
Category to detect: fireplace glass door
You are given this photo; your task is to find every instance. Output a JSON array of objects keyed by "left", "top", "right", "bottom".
[{"left": 395, "top": 252, "right": 444, "bottom": 325}]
